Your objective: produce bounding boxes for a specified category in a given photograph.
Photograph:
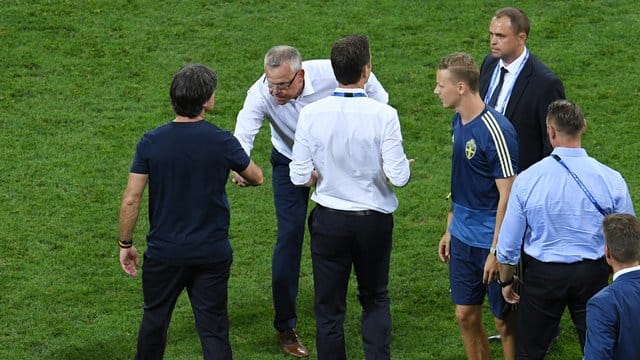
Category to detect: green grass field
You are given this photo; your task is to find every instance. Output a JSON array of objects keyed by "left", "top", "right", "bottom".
[{"left": 1, "top": 1, "right": 639, "bottom": 358}]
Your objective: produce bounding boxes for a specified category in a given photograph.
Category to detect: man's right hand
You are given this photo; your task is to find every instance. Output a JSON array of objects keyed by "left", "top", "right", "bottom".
[{"left": 438, "top": 232, "right": 451, "bottom": 263}]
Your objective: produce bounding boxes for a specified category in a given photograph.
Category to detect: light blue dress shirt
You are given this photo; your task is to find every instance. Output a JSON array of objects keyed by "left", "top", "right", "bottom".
[{"left": 497, "top": 147, "right": 634, "bottom": 264}]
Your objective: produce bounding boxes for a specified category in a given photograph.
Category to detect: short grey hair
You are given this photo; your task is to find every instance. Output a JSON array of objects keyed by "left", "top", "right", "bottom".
[{"left": 264, "top": 45, "right": 302, "bottom": 73}]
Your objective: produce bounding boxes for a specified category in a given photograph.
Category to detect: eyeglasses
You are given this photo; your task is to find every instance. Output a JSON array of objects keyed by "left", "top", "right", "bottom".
[{"left": 265, "top": 70, "right": 300, "bottom": 91}]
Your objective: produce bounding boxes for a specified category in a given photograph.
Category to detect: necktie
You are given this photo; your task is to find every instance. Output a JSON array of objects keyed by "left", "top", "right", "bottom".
[{"left": 488, "top": 67, "right": 508, "bottom": 108}]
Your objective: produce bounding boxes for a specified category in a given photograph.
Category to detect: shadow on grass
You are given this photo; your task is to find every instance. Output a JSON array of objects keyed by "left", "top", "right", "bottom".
[{"left": 48, "top": 342, "right": 133, "bottom": 360}]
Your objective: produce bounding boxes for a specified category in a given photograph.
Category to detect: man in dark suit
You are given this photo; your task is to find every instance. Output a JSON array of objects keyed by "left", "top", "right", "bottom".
[
  {"left": 479, "top": 7, "right": 565, "bottom": 171},
  {"left": 584, "top": 213, "right": 640, "bottom": 360},
  {"left": 480, "top": 7, "right": 566, "bottom": 351}
]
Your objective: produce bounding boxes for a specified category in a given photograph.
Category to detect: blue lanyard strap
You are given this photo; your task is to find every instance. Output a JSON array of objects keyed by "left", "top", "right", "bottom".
[
  {"left": 332, "top": 92, "right": 366, "bottom": 97},
  {"left": 552, "top": 154, "right": 608, "bottom": 216},
  {"left": 484, "top": 51, "right": 530, "bottom": 114}
]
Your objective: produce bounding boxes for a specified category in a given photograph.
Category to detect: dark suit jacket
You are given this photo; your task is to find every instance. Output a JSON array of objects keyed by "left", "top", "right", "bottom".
[
  {"left": 584, "top": 269, "right": 640, "bottom": 360},
  {"left": 479, "top": 53, "right": 565, "bottom": 171}
]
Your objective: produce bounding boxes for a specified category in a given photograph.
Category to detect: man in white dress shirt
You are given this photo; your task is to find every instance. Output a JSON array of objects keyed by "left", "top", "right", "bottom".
[
  {"left": 290, "top": 34, "right": 411, "bottom": 360},
  {"left": 233, "top": 45, "right": 388, "bottom": 357}
]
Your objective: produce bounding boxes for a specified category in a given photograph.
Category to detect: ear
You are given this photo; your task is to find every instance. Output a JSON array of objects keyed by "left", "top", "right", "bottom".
[
  {"left": 582, "top": 118, "right": 588, "bottom": 134},
  {"left": 518, "top": 32, "right": 528, "bottom": 46},
  {"left": 546, "top": 122, "right": 556, "bottom": 142},
  {"left": 456, "top": 81, "right": 466, "bottom": 95},
  {"left": 362, "top": 63, "right": 371, "bottom": 82},
  {"left": 604, "top": 243, "right": 611, "bottom": 259},
  {"left": 203, "top": 92, "right": 215, "bottom": 112}
]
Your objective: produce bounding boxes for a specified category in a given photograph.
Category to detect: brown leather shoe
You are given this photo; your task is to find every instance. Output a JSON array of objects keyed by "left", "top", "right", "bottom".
[{"left": 277, "top": 328, "right": 310, "bottom": 357}]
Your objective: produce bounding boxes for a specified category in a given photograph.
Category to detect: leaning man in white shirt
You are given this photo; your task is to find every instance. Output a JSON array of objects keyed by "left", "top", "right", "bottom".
[
  {"left": 233, "top": 44, "right": 388, "bottom": 358},
  {"left": 289, "top": 34, "right": 412, "bottom": 360}
]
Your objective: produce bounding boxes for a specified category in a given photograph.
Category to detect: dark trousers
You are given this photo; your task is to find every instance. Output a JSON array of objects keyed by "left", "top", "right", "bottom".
[
  {"left": 136, "top": 256, "right": 233, "bottom": 360},
  {"left": 270, "top": 148, "right": 310, "bottom": 331},
  {"left": 309, "top": 206, "right": 393, "bottom": 360},
  {"left": 516, "top": 254, "right": 609, "bottom": 359}
]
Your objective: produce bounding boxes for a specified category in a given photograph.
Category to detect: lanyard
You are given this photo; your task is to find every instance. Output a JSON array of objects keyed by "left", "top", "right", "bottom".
[
  {"left": 553, "top": 154, "right": 608, "bottom": 216},
  {"left": 332, "top": 92, "right": 366, "bottom": 97},
  {"left": 484, "top": 50, "right": 529, "bottom": 114}
]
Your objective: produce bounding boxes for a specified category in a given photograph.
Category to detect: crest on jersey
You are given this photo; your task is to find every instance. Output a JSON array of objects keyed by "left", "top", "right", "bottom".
[{"left": 465, "top": 139, "right": 476, "bottom": 159}]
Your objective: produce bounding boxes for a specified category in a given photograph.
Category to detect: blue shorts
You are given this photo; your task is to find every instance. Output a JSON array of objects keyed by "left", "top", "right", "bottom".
[{"left": 449, "top": 235, "right": 505, "bottom": 319}]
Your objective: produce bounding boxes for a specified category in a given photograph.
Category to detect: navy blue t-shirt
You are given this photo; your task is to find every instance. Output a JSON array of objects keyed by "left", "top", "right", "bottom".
[
  {"left": 130, "top": 120, "right": 250, "bottom": 265},
  {"left": 449, "top": 107, "right": 519, "bottom": 248}
]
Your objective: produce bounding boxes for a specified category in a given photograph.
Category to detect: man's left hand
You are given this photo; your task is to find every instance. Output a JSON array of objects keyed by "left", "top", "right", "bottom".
[
  {"left": 502, "top": 284, "right": 521, "bottom": 304},
  {"left": 120, "top": 246, "right": 140, "bottom": 276}
]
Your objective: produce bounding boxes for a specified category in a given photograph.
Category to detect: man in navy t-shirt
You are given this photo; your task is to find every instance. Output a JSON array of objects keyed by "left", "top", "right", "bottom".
[
  {"left": 118, "top": 64, "right": 263, "bottom": 359},
  {"left": 434, "top": 52, "right": 519, "bottom": 360}
]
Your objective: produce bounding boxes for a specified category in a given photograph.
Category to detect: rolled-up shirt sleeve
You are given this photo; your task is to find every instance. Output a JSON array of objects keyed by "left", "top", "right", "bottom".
[
  {"left": 289, "top": 113, "right": 314, "bottom": 185},
  {"left": 614, "top": 177, "right": 635, "bottom": 216},
  {"left": 382, "top": 111, "right": 410, "bottom": 187},
  {"left": 365, "top": 72, "right": 389, "bottom": 104},
  {"left": 497, "top": 179, "right": 526, "bottom": 265},
  {"left": 234, "top": 79, "right": 267, "bottom": 156}
]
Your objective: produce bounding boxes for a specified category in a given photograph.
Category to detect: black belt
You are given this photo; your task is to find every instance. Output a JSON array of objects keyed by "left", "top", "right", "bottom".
[{"left": 317, "top": 204, "right": 376, "bottom": 216}]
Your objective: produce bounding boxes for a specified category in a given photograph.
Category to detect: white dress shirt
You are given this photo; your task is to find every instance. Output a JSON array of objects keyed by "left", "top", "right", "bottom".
[
  {"left": 289, "top": 88, "right": 410, "bottom": 214},
  {"left": 234, "top": 59, "right": 388, "bottom": 159},
  {"left": 613, "top": 265, "right": 640, "bottom": 281}
]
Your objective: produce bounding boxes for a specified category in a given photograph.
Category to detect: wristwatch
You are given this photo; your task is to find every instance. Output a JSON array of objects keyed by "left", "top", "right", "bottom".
[
  {"left": 498, "top": 276, "right": 514, "bottom": 288},
  {"left": 489, "top": 247, "right": 497, "bottom": 256}
]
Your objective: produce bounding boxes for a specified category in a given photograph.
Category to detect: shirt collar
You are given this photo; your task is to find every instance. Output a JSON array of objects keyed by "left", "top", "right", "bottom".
[
  {"left": 333, "top": 87, "right": 367, "bottom": 95},
  {"left": 299, "top": 67, "right": 315, "bottom": 99},
  {"left": 551, "top": 147, "right": 588, "bottom": 158},
  {"left": 499, "top": 47, "right": 528, "bottom": 74},
  {"left": 613, "top": 265, "right": 640, "bottom": 281}
]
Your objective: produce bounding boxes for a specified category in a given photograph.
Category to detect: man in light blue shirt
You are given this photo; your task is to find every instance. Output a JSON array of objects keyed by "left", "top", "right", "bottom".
[{"left": 496, "top": 100, "right": 635, "bottom": 358}]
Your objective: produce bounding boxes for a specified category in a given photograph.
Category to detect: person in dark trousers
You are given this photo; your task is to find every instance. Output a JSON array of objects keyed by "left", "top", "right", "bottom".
[
  {"left": 289, "top": 34, "right": 411, "bottom": 360},
  {"left": 497, "top": 100, "right": 634, "bottom": 359},
  {"left": 118, "top": 64, "right": 263, "bottom": 359},
  {"left": 232, "top": 44, "right": 388, "bottom": 358},
  {"left": 479, "top": 7, "right": 567, "bottom": 349}
]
